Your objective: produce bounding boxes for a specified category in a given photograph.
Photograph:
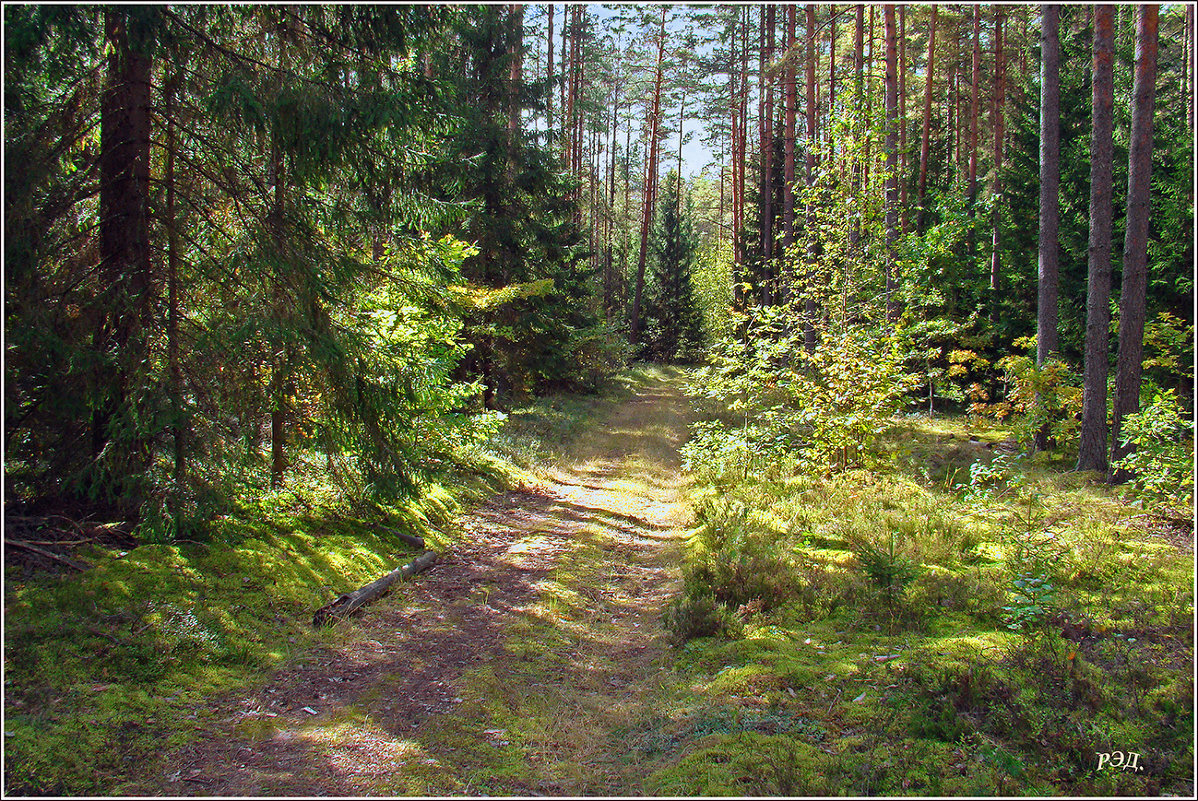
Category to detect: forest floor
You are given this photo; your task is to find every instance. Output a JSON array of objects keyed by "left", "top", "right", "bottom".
[{"left": 131, "top": 368, "right": 695, "bottom": 795}]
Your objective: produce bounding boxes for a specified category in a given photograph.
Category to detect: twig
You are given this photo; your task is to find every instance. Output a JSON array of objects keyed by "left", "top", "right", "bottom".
[
  {"left": 4, "top": 539, "right": 88, "bottom": 571},
  {"left": 828, "top": 686, "right": 843, "bottom": 713}
]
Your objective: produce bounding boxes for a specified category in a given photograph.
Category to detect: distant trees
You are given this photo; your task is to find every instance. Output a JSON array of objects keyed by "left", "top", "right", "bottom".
[{"left": 4, "top": 4, "right": 1192, "bottom": 524}]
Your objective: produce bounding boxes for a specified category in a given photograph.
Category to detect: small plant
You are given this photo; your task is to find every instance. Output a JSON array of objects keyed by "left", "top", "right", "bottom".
[
  {"left": 956, "top": 453, "right": 1014, "bottom": 501},
  {"left": 1111, "top": 388, "right": 1194, "bottom": 517},
  {"left": 662, "top": 586, "right": 742, "bottom": 645},
  {"left": 1002, "top": 573, "right": 1056, "bottom": 634},
  {"left": 852, "top": 530, "right": 922, "bottom": 625}
]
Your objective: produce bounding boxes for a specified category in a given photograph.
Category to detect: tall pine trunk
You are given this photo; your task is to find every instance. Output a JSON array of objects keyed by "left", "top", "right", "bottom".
[
  {"left": 165, "top": 72, "right": 185, "bottom": 485},
  {"left": 95, "top": 8, "right": 153, "bottom": 497},
  {"left": 898, "top": 6, "right": 908, "bottom": 233},
  {"left": 630, "top": 7, "right": 666, "bottom": 345},
  {"left": 804, "top": 5, "right": 818, "bottom": 348},
  {"left": 967, "top": 6, "right": 981, "bottom": 202},
  {"left": 883, "top": 5, "right": 900, "bottom": 323},
  {"left": 783, "top": 6, "right": 797, "bottom": 262},
  {"left": 546, "top": 5, "right": 553, "bottom": 146},
  {"left": 1034, "top": 4, "right": 1061, "bottom": 453},
  {"left": 1110, "top": 4, "right": 1160, "bottom": 478},
  {"left": 1076, "top": 6, "right": 1116, "bottom": 473},
  {"left": 916, "top": 5, "right": 937, "bottom": 231},
  {"left": 761, "top": 6, "right": 775, "bottom": 304},
  {"left": 989, "top": 9, "right": 1005, "bottom": 324}
]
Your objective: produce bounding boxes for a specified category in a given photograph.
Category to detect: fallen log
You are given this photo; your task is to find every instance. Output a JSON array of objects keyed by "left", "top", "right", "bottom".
[
  {"left": 381, "top": 526, "right": 425, "bottom": 549},
  {"left": 312, "top": 549, "right": 438, "bottom": 627}
]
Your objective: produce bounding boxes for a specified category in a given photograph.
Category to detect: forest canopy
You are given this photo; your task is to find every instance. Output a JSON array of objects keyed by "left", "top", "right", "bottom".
[{"left": 4, "top": 4, "right": 1194, "bottom": 531}]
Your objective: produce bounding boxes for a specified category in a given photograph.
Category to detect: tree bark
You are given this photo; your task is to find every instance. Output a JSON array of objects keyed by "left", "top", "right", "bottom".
[
  {"left": 546, "top": 4, "right": 554, "bottom": 145},
  {"left": 312, "top": 550, "right": 438, "bottom": 627},
  {"left": 898, "top": 5, "right": 907, "bottom": 233},
  {"left": 967, "top": 5, "right": 981, "bottom": 202},
  {"left": 828, "top": 10, "right": 836, "bottom": 153},
  {"left": 508, "top": 5, "right": 523, "bottom": 138},
  {"left": 989, "top": 8, "right": 1005, "bottom": 324},
  {"left": 783, "top": 6, "right": 797, "bottom": 259},
  {"left": 1076, "top": 5, "right": 1116, "bottom": 473},
  {"left": 852, "top": 3, "right": 864, "bottom": 253},
  {"left": 165, "top": 72, "right": 185, "bottom": 484},
  {"left": 270, "top": 28, "right": 289, "bottom": 490},
  {"left": 916, "top": 5, "right": 938, "bottom": 231},
  {"left": 761, "top": 5, "right": 775, "bottom": 303},
  {"left": 630, "top": 7, "right": 666, "bottom": 345},
  {"left": 883, "top": 5, "right": 900, "bottom": 324},
  {"left": 95, "top": 8, "right": 153, "bottom": 485},
  {"left": 865, "top": 5, "right": 874, "bottom": 190},
  {"left": 1033, "top": 4, "right": 1061, "bottom": 454},
  {"left": 1110, "top": 4, "right": 1159, "bottom": 479},
  {"left": 804, "top": 4, "right": 818, "bottom": 349}
]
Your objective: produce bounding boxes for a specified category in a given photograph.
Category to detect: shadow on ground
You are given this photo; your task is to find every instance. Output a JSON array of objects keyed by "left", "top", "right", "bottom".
[{"left": 148, "top": 369, "right": 694, "bottom": 796}]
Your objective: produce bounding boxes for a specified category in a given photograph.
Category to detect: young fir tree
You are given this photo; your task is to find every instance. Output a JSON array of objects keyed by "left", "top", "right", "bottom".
[
  {"left": 437, "top": 5, "right": 601, "bottom": 406},
  {"left": 642, "top": 170, "right": 704, "bottom": 362}
]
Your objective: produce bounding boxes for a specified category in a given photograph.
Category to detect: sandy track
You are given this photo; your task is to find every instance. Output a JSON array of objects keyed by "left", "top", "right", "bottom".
[{"left": 148, "top": 370, "right": 692, "bottom": 796}]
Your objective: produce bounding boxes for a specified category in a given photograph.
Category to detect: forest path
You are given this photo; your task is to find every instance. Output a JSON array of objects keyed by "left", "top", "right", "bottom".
[{"left": 153, "top": 368, "right": 693, "bottom": 796}]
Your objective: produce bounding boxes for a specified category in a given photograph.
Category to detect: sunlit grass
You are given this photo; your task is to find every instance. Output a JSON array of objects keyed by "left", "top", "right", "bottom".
[{"left": 653, "top": 409, "right": 1194, "bottom": 796}]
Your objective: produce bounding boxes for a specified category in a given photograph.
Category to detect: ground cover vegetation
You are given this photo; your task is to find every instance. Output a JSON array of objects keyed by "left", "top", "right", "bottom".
[
  {"left": 649, "top": 4, "right": 1194, "bottom": 795},
  {"left": 4, "top": 3, "right": 1194, "bottom": 797}
]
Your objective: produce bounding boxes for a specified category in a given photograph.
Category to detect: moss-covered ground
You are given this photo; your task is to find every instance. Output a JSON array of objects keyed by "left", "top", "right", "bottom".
[
  {"left": 650, "top": 408, "right": 1194, "bottom": 796},
  {"left": 5, "top": 367, "right": 1192, "bottom": 796}
]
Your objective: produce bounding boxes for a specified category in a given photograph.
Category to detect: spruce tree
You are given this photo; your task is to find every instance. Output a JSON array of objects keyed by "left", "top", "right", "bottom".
[{"left": 643, "top": 170, "right": 704, "bottom": 362}]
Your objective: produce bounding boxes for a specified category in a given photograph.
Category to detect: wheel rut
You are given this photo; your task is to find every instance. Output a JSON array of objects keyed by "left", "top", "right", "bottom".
[{"left": 151, "top": 370, "right": 693, "bottom": 796}]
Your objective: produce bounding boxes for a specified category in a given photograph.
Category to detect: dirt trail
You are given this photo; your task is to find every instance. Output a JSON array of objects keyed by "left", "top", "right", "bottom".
[{"left": 152, "top": 369, "right": 692, "bottom": 796}]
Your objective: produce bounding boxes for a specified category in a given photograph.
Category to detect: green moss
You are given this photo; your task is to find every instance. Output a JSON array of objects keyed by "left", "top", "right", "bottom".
[
  {"left": 3, "top": 478, "right": 477, "bottom": 795},
  {"left": 644, "top": 732, "right": 834, "bottom": 795},
  {"left": 664, "top": 404, "right": 1194, "bottom": 796}
]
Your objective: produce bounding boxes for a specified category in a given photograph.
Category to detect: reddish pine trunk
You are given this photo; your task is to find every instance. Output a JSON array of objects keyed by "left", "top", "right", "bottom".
[
  {"left": 865, "top": 5, "right": 874, "bottom": 189},
  {"left": 1076, "top": 6, "right": 1116, "bottom": 473},
  {"left": 806, "top": 4, "right": 817, "bottom": 183},
  {"left": 165, "top": 73, "right": 184, "bottom": 484},
  {"left": 1110, "top": 4, "right": 1160, "bottom": 478},
  {"left": 804, "top": 4, "right": 818, "bottom": 349},
  {"left": 761, "top": 6, "right": 775, "bottom": 302},
  {"left": 967, "top": 6, "right": 981, "bottom": 202},
  {"left": 783, "top": 6, "right": 797, "bottom": 256},
  {"left": 96, "top": 8, "right": 152, "bottom": 470},
  {"left": 546, "top": 4, "right": 554, "bottom": 140},
  {"left": 989, "top": 8, "right": 1005, "bottom": 321},
  {"left": 1034, "top": 4, "right": 1061, "bottom": 453},
  {"left": 851, "top": 4, "right": 864, "bottom": 255},
  {"left": 630, "top": 8, "right": 666, "bottom": 344},
  {"left": 508, "top": 5, "right": 523, "bottom": 137},
  {"left": 916, "top": 5, "right": 938, "bottom": 231},
  {"left": 899, "top": 5, "right": 907, "bottom": 233},
  {"left": 883, "top": 5, "right": 899, "bottom": 323},
  {"left": 828, "top": 10, "right": 836, "bottom": 152},
  {"left": 1036, "top": 4, "right": 1061, "bottom": 365}
]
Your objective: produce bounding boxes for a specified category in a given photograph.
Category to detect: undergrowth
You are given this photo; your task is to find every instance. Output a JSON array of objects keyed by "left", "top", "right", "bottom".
[
  {"left": 2, "top": 369, "right": 654, "bottom": 795},
  {"left": 656, "top": 391, "right": 1194, "bottom": 796}
]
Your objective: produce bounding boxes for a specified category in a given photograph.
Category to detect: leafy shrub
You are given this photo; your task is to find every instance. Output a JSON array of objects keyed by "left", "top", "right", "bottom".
[
  {"left": 974, "top": 343, "right": 1081, "bottom": 451},
  {"left": 1111, "top": 389, "right": 1194, "bottom": 517},
  {"left": 1002, "top": 573, "right": 1057, "bottom": 634},
  {"left": 691, "top": 309, "right": 918, "bottom": 476},
  {"left": 956, "top": 453, "right": 1015, "bottom": 501}
]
